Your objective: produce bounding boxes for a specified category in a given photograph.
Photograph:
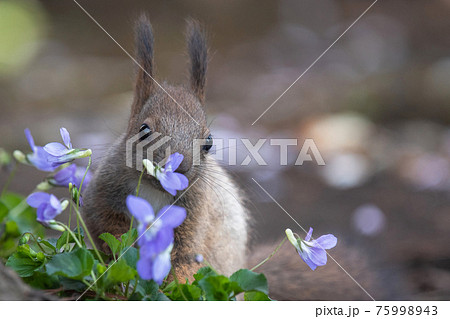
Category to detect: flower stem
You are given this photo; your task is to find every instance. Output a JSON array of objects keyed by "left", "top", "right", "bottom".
[
  {"left": 124, "top": 279, "right": 138, "bottom": 299},
  {"left": 130, "top": 279, "right": 138, "bottom": 297},
  {"left": 56, "top": 222, "right": 83, "bottom": 248},
  {"left": 25, "top": 232, "right": 47, "bottom": 253},
  {"left": 66, "top": 204, "right": 72, "bottom": 250},
  {"left": 129, "top": 169, "right": 145, "bottom": 232},
  {"left": 250, "top": 237, "right": 287, "bottom": 271},
  {"left": 72, "top": 203, "right": 105, "bottom": 266},
  {"left": 76, "top": 215, "right": 81, "bottom": 243},
  {"left": 90, "top": 270, "right": 98, "bottom": 293},
  {"left": 77, "top": 156, "right": 91, "bottom": 205},
  {"left": 136, "top": 169, "right": 145, "bottom": 196},
  {"left": 128, "top": 218, "right": 134, "bottom": 233},
  {"left": 124, "top": 281, "right": 130, "bottom": 297},
  {"left": 76, "top": 156, "right": 91, "bottom": 242}
]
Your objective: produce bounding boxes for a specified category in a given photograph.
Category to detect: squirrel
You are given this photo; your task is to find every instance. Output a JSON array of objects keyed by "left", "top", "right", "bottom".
[
  {"left": 82, "top": 16, "right": 248, "bottom": 281},
  {"left": 82, "top": 15, "right": 385, "bottom": 300}
]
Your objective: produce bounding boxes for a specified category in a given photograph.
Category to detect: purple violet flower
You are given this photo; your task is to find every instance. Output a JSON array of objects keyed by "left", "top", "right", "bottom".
[
  {"left": 195, "top": 254, "right": 204, "bottom": 263},
  {"left": 26, "top": 192, "right": 64, "bottom": 227},
  {"left": 24, "top": 128, "right": 58, "bottom": 171},
  {"left": 143, "top": 152, "right": 189, "bottom": 196},
  {"left": 43, "top": 127, "right": 91, "bottom": 165},
  {"left": 51, "top": 164, "right": 92, "bottom": 191},
  {"left": 285, "top": 228, "right": 337, "bottom": 271},
  {"left": 126, "top": 195, "right": 186, "bottom": 284},
  {"left": 23, "top": 128, "right": 91, "bottom": 171},
  {"left": 43, "top": 128, "right": 72, "bottom": 157}
]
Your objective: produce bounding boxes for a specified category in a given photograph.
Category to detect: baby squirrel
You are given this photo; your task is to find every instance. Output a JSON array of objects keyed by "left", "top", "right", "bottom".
[{"left": 83, "top": 15, "right": 383, "bottom": 300}]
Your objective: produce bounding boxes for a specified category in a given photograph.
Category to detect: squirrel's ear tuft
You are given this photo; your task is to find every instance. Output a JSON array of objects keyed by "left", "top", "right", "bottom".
[
  {"left": 133, "top": 14, "right": 154, "bottom": 112},
  {"left": 186, "top": 19, "right": 208, "bottom": 104}
]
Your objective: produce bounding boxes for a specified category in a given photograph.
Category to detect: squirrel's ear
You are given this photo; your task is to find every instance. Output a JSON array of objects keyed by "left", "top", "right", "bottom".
[
  {"left": 132, "top": 14, "right": 154, "bottom": 113},
  {"left": 186, "top": 19, "right": 208, "bottom": 104}
]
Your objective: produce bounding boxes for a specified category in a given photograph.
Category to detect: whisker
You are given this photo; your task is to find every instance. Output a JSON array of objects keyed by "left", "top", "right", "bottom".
[
  {"left": 195, "top": 165, "right": 265, "bottom": 221},
  {"left": 195, "top": 174, "right": 227, "bottom": 222}
]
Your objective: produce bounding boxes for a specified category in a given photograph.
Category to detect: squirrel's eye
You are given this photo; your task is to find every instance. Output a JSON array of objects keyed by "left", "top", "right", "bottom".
[
  {"left": 203, "top": 134, "right": 213, "bottom": 152},
  {"left": 139, "top": 124, "right": 151, "bottom": 141}
]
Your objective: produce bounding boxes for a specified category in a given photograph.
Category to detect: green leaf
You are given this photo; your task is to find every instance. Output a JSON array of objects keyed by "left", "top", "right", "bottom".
[
  {"left": 230, "top": 269, "right": 269, "bottom": 295},
  {"left": 182, "top": 284, "right": 203, "bottom": 300},
  {"left": 121, "top": 246, "right": 138, "bottom": 269},
  {"left": 6, "top": 256, "right": 43, "bottom": 277},
  {"left": 162, "top": 280, "right": 177, "bottom": 293},
  {"left": 45, "top": 237, "right": 59, "bottom": 247},
  {"left": 169, "top": 283, "right": 203, "bottom": 301},
  {"left": 99, "top": 232, "right": 121, "bottom": 257},
  {"left": 244, "top": 291, "right": 271, "bottom": 301},
  {"left": 18, "top": 233, "right": 31, "bottom": 245},
  {"left": 106, "top": 258, "right": 137, "bottom": 284},
  {"left": 192, "top": 266, "right": 216, "bottom": 283},
  {"left": 36, "top": 238, "right": 56, "bottom": 254},
  {"left": 23, "top": 270, "right": 60, "bottom": 290},
  {"left": 5, "top": 245, "right": 45, "bottom": 277},
  {"left": 135, "top": 279, "right": 159, "bottom": 296},
  {"left": 56, "top": 231, "right": 69, "bottom": 250},
  {"left": 16, "top": 243, "right": 38, "bottom": 258},
  {"left": 56, "top": 229, "right": 85, "bottom": 251},
  {"left": 133, "top": 279, "right": 169, "bottom": 301},
  {"left": 197, "top": 275, "right": 239, "bottom": 301},
  {"left": 119, "top": 228, "right": 137, "bottom": 252},
  {"left": 46, "top": 247, "right": 94, "bottom": 280}
]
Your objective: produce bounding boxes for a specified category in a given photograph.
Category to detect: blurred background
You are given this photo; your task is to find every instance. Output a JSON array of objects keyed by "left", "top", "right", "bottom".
[{"left": 0, "top": 0, "right": 449, "bottom": 300}]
